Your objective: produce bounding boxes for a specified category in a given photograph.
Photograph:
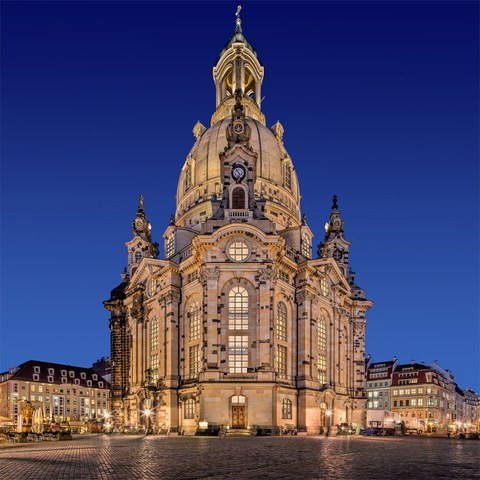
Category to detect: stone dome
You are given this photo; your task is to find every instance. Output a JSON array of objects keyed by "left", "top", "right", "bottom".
[{"left": 175, "top": 115, "right": 301, "bottom": 230}]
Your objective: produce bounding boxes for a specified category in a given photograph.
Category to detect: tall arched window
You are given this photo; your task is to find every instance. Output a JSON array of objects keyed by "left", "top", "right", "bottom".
[
  {"left": 281, "top": 398, "right": 292, "bottom": 419},
  {"left": 276, "top": 302, "right": 287, "bottom": 341},
  {"left": 184, "top": 164, "right": 192, "bottom": 191},
  {"left": 189, "top": 302, "right": 200, "bottom": 341},
  {"left": 232, "top": 187, "right": 246, "bottom": 209},
  {"left": 285, "top": 165, "right": 292, "bottom": 189},
  {"left": 318, "top": 317, "right": 327, "bottom": 385},
  {"left": 166, "top": 233, "right": 175, "bottom": 258},
  {"left": 301, "top": 233, "right": 311, "bottom": 259},
  {"left": 228, "top": 286, "right": 248, "bottom": 330}
]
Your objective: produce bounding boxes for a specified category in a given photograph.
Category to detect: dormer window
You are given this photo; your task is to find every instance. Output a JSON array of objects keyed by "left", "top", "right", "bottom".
[
  {"left": 48, "top": 376, "right": 54, "bottom": 383},
  {"left": 34, "top": 366, "right": 40, "bottom": 374},
  {"left": 98, "top": 381, "right": 103, "bottom": 388},
  {"left": 61, "top": 370, "right": 67, "bottom": 377},
  {"left": 166, "top": 233, "right": 175, "bottom": 258},
  {"left": 33, "top": 374, "right": 39, "bottom": 381},
  {"left": 87, "top": 380, "right": 92, "bottom": 387},
  {"left": 48, "top": 368, "right": 54, "bottom": 375},
  {"left": 61, "top": 377, "right": 67, "bottom": 384},
  {"left": 92, "top": 374, "right": 98, "bottom": 381},
  {"left": 69, "top": 371, "right": 75, "bottom": 378},
  {"left": 75, "top": 379, "right": 80, "bottom": 385},
  {"left": 80, "top": 372, "right": 86, "bottom": 379}
]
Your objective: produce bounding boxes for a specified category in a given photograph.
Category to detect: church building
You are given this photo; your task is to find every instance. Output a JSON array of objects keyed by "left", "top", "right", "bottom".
[{"left": 104, "top": 10, "right": 372, "bottom": 435}]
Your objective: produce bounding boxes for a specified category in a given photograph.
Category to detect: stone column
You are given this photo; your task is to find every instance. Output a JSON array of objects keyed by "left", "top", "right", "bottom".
[
  {"left": 257, "top": 267, "right": 276, "bottom": 375},
  {"left": 200, "top": 267, "right": 221, "bottom": 379}
]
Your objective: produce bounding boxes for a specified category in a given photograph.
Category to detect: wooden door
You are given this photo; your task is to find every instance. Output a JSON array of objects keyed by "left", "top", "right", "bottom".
[{"left": 232, "top": 406, "right": 246, "bottom": 428}]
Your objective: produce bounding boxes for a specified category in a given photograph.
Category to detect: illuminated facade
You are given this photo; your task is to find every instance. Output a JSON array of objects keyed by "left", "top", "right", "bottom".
[
  {"left": 0, "top": 360, "right": 109, "bottom": 426},
  {"left": 105, "top": 11, "right": 372, "bottom": 435}
]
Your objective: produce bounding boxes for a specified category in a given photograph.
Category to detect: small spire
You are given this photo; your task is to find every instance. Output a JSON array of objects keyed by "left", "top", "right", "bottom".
[
  {"left": 235, "top": 5, "right": 242, "bottom": 33},
  {"left": 138, "top": 194, "right": 145, "bottom": 213},
  {"left": 332, "top": 194, "right": 338, "bottom": 211}
]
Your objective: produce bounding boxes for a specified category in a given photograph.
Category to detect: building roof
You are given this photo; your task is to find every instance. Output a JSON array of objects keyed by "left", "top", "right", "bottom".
[{"left": 0, "top": 360, "right": 109, "bottom": 389}]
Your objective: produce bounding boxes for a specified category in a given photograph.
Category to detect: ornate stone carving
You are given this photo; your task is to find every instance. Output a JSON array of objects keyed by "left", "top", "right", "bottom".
[
  {"left": 257, "top": 267, "right": 276, "bottom": 282},
  {"left": 200, "top": 266, "right": 220, "bottom": 283}
]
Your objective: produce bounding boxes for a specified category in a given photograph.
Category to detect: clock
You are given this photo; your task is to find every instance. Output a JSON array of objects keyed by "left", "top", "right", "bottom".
[
  {"left": 333, "top": 218, "right": 342, "bottom": 229},
  {"left": 135, "top": 218, "right": 144, "bottom": 230},
  {"left": 333, "top": 249, "right": 343, "bottom": 261},
  {"left": 233, "top": 121, "right": 244, "bottom": 134},
  {"left": 232, "top": 165, "right": 246, "bottom": 181}
]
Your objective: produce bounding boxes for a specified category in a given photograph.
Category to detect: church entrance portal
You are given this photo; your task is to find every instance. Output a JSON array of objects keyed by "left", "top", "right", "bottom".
[
  {"left": 231, "top": 395, "right": 246, "bottom": 429},
  {"left": 232, "top": 406, "right": 246, "bottom": 428}
]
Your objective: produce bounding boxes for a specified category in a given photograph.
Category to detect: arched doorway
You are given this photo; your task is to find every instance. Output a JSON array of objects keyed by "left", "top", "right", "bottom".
[{"left": 231, "top": 395, "right": 247, "bottom": 429}]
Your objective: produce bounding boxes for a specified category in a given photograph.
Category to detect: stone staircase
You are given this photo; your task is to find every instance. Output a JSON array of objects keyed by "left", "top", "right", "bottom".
[{"left": 225, "top": 428, "right": 253, "bottom": 437}]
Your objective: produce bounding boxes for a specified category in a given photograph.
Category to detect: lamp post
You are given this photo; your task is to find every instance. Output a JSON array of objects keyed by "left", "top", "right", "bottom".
[
  {"left": 326, "top": 410, "right": 332, "bottom": 437},
  {"left": 144, "top": 408, "right": 151, "bottom": 436}
]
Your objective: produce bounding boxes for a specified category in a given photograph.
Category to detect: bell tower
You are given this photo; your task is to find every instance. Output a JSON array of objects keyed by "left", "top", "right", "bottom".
[
  {"left": 318, "top": 195, "right": 351, "bottom": 275},
  {"left": 125, "top": 194, "right": 159, "bottom": 277},
  {"left": 211, "top": 5, "right": 265, "bottom": 125}
]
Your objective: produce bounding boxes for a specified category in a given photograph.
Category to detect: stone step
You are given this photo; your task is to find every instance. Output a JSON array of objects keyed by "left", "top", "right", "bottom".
[{"left": 225, "top": 428, "right": 252, "bottom": 437}]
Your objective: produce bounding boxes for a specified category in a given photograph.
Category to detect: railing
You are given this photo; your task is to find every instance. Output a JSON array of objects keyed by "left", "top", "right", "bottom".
[{"left": 225, "top": 209, "right": 253, "bottom": 218}]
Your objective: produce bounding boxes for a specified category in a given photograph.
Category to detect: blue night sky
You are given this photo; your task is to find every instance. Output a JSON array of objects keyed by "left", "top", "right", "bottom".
[{"left": 1, "top": 1, "right": 478, "bottom": 391}]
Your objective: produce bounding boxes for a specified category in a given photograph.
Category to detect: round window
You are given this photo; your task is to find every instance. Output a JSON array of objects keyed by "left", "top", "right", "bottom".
[{"left": 227, "top": 240, "right": 249, "bottom": 262}]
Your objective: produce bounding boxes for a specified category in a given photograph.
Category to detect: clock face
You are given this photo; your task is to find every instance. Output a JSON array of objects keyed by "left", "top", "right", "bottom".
[
  {"left": 232, "top": 165, "right": 245, "bottom": 181},
  {"left": 135, "top": 219, "right": 144, "bottom": 229},
  {"left": 333, "top": 218, "right": 342, "bottom": 229},
  {"left": 233, "top": 121, "right": 244, "bottom": 134},
  {"left": 333, "top": 249, "right": 342, "bottom": 261}
]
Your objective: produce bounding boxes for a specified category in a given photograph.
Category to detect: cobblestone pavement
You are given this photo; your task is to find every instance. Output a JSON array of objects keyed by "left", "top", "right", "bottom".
[{"left": 0, "top": 434, "right": 479, "bottom": 480}]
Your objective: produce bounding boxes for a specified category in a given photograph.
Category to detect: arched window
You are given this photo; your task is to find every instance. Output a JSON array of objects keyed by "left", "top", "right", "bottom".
[
  {"left": 184, "top": 398, "right": 195, "bottom": 419},
  {"left": 282, "top": 398, "right": 292, "bottom": 419},
  {"left": 318, "top": 317, "right": 327, "bottom": 385},
  {"left": 285, "top": 165, "right": 292, "bottom": 189},
  {"left": 231, "top": 395, "right": 246, "bottom": 405},
  {"left": 232, "top": 187, "right": 246, "bottom": 209},
  {"left": 189, "top": 302, "right": 200, "bottom": 341},
  {"left": 184, "top": 164, "right": 192, "bottom": 191},
  {"left": 276, "top": 345, "right": 287, "bottom": 376},
  {"left": 276, "top": 302, "right": 287, "bottom": 341},
  {"left": 166, "top": 233, "right": 175, "bottom": 258},
  {"left": 134, "top": 251, "right": 142, "bottom": 263},
  {"left": 228, "top": 286, "right": 248, "bottom": 330},
  {"left": 301, "top": 233, "right": 311, "bottom": 259}
]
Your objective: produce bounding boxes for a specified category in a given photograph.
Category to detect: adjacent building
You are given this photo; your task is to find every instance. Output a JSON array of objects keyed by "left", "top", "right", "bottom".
[
  {"left": 366, "top": 359, "right": 478, "bottom": 434},
  {"left": 105, "top": 11, "right": 373, "bottom": 435},
  {"left": 0, "top": 360, "right": 110, "bottom": 426}
]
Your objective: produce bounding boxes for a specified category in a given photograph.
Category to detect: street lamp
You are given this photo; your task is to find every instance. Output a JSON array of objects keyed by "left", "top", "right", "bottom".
[
  {"left": 326, "top": 410, "right": 332, "bottom": 437},
  {"left": 144, "top": 408, "right": 152, "bottom": 436}
]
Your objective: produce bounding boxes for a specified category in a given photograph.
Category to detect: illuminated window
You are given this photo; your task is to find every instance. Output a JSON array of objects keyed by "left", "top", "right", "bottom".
[
  {"left": 185, "top": 164, "right": 192, "bottom": 191},
  {"left": 166, "top": 233, "right": 175, "bottom": 258},
  {"left": 276, "top": 345, "right": 287, "bottom": 376},
  {"left": 301, "top": 233, "right": 311, "bottom": 258},
  {"left": 285, "top": 165, "right": 292, "bottom": 190},
  {"left": 317, "top": 318, "right": 327, "bottom": 384},
  {"left": 227, "top": 241, "right": 249, "bottom": 262},
  {"left": 148, "top": 278, "right": 156, "bottom": 297},
  {"left": 320, "top": 277, "right": 329, "bottom": 296},
  {"left": 418, "top": 398, "right": 423, "bottom": 406},
  {"left": 189, "top": 303, "right": 201, "bottom": 341},
  {"left": 228, "top": 335, "right": 248, "bottom": 373},
  {"left": 282, "top": 398, "right": 292, "bottom": 419},
  {"left": 189, "top": 345, "right": 200, "bottom": 379},
  {"left": 184, "top": 398, "right": 195, "bottom": 419},
  {"left": 150, "top": 354, "right": 158, "bottom": 383},
  {"left": 228, "top": 287, "right": 248, "bottom": 330},
  {"left": 276, "top": 302, "right": 287, "bottom": 341},
  {"left": 150, "top": 317, "right": 158, "bottom": 351}
]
